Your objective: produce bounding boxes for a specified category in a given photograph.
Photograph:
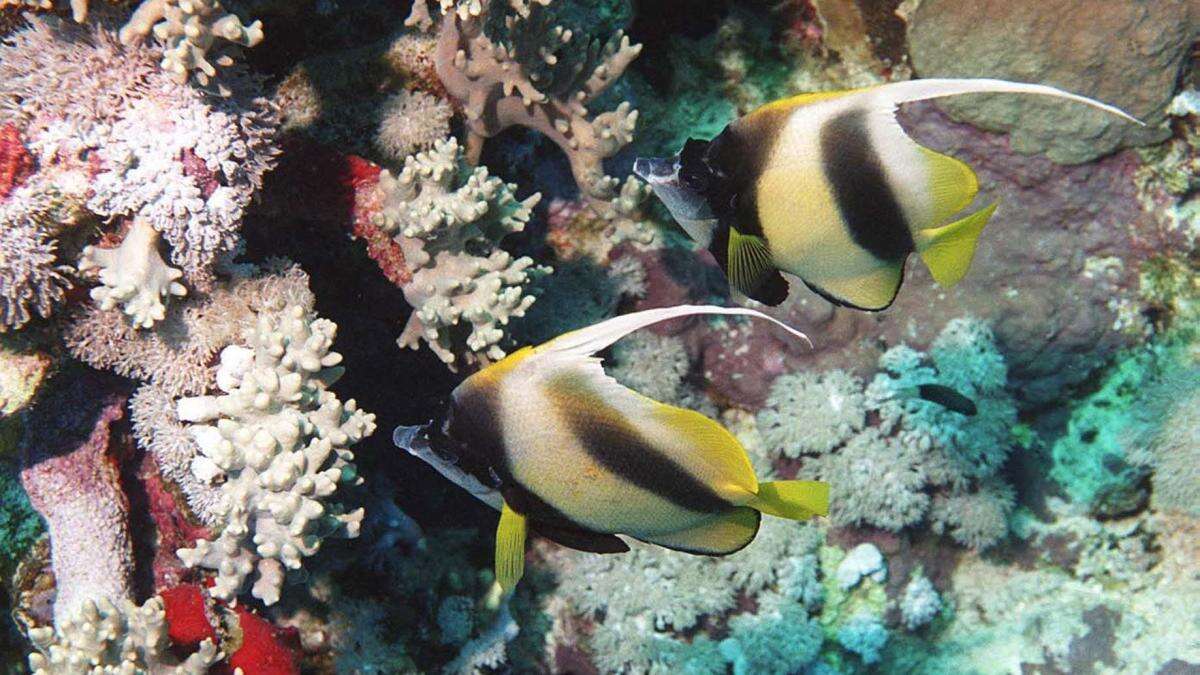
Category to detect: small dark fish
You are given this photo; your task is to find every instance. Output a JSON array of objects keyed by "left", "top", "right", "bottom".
[{"left": 913, "top": 383, "right": 977, "bottom": 416}]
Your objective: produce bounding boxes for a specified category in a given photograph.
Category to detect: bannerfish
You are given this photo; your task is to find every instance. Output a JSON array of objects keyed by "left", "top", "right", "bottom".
[
  {"left": 634, "top": 79, "right": 1143, "bottom": 310},
  {"left": 394, "top": 305, "right": 829, "bottom": 594}
]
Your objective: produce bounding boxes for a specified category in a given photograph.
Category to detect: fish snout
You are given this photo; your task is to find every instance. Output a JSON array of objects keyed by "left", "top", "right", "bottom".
[
  {"left": 393, "top": 423, "right": 431, "bottom": 455},
  {"left": 633, "top": 156, "right": 680, "bottom": 184}
]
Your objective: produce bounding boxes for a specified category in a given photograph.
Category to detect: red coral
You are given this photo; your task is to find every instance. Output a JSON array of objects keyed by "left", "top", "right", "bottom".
[
  {"left": 345, "top": 154, "right": 412, "bottom": 287},
  {"left": 0, "top": 123, "right": 35, "bottom": 200},
  {"left": 160, "top": 584, "right": 218, "bottom": 646},
  {"left": 225, "top": 606, "right": 302, "bottom": 675},
  {"left": 138, "top": 452, "right": 212, "bottom": 589}
]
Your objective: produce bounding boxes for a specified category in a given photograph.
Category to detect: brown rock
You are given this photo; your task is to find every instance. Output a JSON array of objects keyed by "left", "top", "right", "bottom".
[{"left": 905, "top": 0, "right": 1196, "bottom": 163}]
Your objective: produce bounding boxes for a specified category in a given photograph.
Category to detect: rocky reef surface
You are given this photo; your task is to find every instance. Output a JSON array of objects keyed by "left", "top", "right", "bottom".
[{"left": 0, "top": 0, "right": 1197, "bottom": 673}]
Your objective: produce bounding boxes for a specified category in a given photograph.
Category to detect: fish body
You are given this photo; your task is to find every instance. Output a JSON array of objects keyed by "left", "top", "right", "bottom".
[
  {"left": 636, "top": 79, "right": 1141, "bottom": 310},
  {"left": 396, "top": 306, "right": 827, "bottom": 592}
]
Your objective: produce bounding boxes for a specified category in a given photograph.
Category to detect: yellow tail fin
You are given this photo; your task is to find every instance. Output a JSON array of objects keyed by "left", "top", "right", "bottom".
[
  {"left": 748, "top": 480, "right": 830, "bottom": 520},
  {"left": 917, "top": 201, "right": 999, "bottom": 288}
]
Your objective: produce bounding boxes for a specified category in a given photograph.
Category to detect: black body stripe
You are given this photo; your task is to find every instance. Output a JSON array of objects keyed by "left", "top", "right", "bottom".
[
  {"left": 551, "top": 376, "right": 731, "bottom": 515},
  {"left": 820, "top": 108, "right": 914, "bottom": 262}
]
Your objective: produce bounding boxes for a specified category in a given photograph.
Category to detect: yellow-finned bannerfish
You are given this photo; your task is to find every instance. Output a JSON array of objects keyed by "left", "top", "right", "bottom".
[
  {"left": 633, "top": 79, "right": 1143, "bottom": 310},
  {"left": 394, "top": 305, "right": 828, "bottom": 594}
]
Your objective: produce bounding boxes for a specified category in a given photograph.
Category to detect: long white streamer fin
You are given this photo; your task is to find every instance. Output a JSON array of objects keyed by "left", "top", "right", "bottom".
[
  {"left": 866, "top": 78, "right": 1143, "bottom": 125},
  {"left": 538, "top": 304, "right": 812, "bottom": 359}
]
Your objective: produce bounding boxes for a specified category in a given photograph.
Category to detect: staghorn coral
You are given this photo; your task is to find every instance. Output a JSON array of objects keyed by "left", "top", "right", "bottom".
[
  {"left": 78, "top": 219, "right": 187, "bottom": 329},
  {"left": 411, "top": 0, "right": 642, "bottom": 215},
  {"left": 374, "top": 89, "right": 454, "bottom": 164},
  {"left": 27, "top": 596, "right": 220, "bottom": 674},
  {"left": 174, "top": 300, "right": 376, "bottom": 604},
  {"left": 369, "top": 137, "right": 543, "bottom": 368},
  {"left": 118, "top": 0, "right": 264, "bottom": 89}
]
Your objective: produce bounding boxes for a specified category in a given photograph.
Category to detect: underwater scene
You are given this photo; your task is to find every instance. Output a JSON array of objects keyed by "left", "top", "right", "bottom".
[{"left": 0, "top": 0, "right": 1197, "bottom": 673}]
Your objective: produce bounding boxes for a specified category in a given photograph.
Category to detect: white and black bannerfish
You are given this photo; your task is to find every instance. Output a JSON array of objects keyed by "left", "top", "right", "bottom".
[
  {"left": 634, "top": 79, "right": 1142, "bottom": 311},
  {"left": 394, "top": 305, "right": 829, "bottom": 594}
]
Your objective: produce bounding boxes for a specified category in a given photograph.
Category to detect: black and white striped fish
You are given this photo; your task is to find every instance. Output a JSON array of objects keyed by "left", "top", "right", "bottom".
[
  {"left": 634, "top": 79, "right": 1142, "bottom": 310},
  {"left": 394, "top": 306, "right": 828, "bottom": 594}
]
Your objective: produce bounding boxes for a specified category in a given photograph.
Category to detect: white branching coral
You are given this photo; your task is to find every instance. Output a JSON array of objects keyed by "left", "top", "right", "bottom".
[
  {"left": 174, "top": 301, "right": 376, "bottom": 604},
  {"left": 79, "top": 219, "right": 186, "bottom": 329},
  {"left": 375, "top": 90, "right": 454, "bottom": 164},
  {"left": 410, "top": 0, "right": 642, "bottom": 213},
  {"left": 27, "top": 597, "right": 220, "bottom": 675},
  {"left": 119, "top": 0, "right": 265, "bottom": 89},
  {"left": 371, "top": 136, "right": 543, "bottom": 369}
]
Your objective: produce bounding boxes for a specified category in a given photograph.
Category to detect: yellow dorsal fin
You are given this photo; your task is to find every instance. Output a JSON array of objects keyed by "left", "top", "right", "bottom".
[
  {"left": 749, "top": 480, "right": 830, "bottom": 520},
  {"left": 651, "top": 402, "right": 759, "bottom": 498},
  {"left": 635, "top": 506, "right": 761, "bottom": 555},
  {"left": 727, "top": 228, "right": 779, "bottom": 300},
  {"left": 752, "top": 87, "right": 867, "bottom": 116},
  {"left": 494, "top": 501, "right": 527, "bottom": 594},
  {"left": 919, "top": 146, "right": 979, "bottom": 226},
  {"left": 917, "top": 201, "right": 999, "bottom": 288}
]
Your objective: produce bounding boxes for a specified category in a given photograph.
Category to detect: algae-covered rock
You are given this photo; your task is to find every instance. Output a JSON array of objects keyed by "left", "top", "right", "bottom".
[{"left": 905, "top": 0, "right": 1194, "bottom": 163}]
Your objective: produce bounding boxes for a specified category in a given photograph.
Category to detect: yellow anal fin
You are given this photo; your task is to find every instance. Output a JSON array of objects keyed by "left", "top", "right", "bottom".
[
  {"left": 806, "top": 263, "right": 905, "bottom": 311},
  {"left": 635, "top": 507, "right": 761, "bottom": 556},
  {"left": 919, "top": 146, "right": 979, "bottom": 227},
  {"left": 650, "top": 403, "right": 759, "bottom": 499},
  {"left": 495, "top": 502, "right": 528, "bottom": 594},
  {"left": 917, "top": 201, "right": 999, "bottom": 288},
  {"left": 749, "top": 480, "right": 830, "bottom": 520},
  {"left": 727, "top": 228, "right": 782, "bottom": 302}
]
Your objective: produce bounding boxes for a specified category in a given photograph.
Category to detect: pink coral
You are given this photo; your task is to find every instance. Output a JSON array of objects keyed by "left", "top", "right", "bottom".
[{"left": 19, "top": 374, "right": 135, "bottom": 626}]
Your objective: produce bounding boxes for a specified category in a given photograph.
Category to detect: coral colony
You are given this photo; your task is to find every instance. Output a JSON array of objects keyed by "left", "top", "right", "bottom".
[{"left": 0, "top": 0, "right": 1197, "bottom": 673}]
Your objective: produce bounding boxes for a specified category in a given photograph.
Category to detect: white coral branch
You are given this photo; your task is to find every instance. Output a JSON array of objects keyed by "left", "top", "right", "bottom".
[{"left": 79, "top": 220, "right": 187, "bottom": 329}]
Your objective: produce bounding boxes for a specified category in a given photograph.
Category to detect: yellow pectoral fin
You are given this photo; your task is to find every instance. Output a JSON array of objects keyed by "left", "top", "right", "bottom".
[
  {"left": 919, "top": 146, "right": 979, "bottom": 227},
  {"left": 495, "top": 502, "right": 528, "bottom": 594},
  {"left": 727, "top": 228, "right": 786, "bottom": 304},
  {"left": 635, "top": 507, "right": 761, "bottom": 556},
  {"left": 917, "top": 201, "right": 999, "bottom": 288},
  {"left": 749, "top": 480, "right": 830, "bottom": 520}
]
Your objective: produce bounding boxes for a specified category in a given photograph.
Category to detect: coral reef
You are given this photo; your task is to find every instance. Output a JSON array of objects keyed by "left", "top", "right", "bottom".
[{"left": 0, "top": 0, "right": 1196, "bottom": 672}]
